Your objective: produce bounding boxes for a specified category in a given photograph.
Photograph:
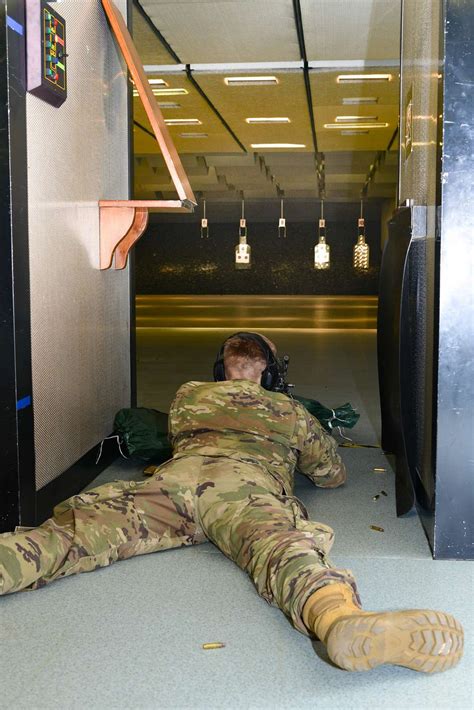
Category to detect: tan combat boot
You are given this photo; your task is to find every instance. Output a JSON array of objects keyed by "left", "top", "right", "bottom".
[{"left": 302, "top": 583, "right": 464, "bottom": 673}]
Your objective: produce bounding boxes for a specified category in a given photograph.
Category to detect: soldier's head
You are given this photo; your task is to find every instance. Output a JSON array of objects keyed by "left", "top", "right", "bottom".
[{"left": 221, "top": 332, "right": 277, "bottom": 384}]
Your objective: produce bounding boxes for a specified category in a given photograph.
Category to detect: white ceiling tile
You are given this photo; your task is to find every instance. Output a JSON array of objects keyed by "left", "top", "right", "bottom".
[
  {"left": 301, "top": 0, "right": 401, "bottom": 62},
  {"left": 141, "top": 0, "right": 300, "bottom": 63},
  {"left": 132, "top": 5, "right": 178, "bottom": 64}
]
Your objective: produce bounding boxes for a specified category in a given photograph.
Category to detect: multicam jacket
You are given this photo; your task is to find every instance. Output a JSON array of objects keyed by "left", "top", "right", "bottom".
[{"left": 169, "top": 379, "right": 346, "bottom": 495}]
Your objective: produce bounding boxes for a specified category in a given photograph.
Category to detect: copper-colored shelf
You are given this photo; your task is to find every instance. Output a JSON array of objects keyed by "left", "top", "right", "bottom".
[
  {"left": 99, "top": 200, "right": 192, "bottom": 210},
  {"left": 99, "top": 0, "right": 197, "bottom": 270},
  {"left": 99, "top": 201, "right": 192, "bottom": 270}
]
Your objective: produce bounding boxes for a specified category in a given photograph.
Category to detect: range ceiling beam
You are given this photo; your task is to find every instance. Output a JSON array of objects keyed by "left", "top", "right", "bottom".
[
  {"left": 292, "top": 0, "right": 323, "bottom": 196},
  {"left": 185, "top": 67, "right": 247, "bottom": 153},
  {"left": 134, "top": 119, "right": 156, "bottom": 140}
]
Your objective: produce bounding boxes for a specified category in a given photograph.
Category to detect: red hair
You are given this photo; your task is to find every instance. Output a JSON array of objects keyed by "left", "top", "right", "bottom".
[{"left": 223, "top": 336, "right": 266, "bottom": 368}]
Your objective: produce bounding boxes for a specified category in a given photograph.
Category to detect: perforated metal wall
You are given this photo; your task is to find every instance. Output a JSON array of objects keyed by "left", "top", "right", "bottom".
[
  {"left": 26, "top": 0, "right": 131, "bottom": 490},
  {"left": 399, "top": 0, "right": 441, "bottom": 207}
]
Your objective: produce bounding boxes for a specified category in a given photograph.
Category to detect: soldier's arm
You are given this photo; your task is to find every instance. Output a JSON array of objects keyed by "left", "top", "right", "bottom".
[{"left": 294, "top": 402, "right": 346, "bottom": 488}]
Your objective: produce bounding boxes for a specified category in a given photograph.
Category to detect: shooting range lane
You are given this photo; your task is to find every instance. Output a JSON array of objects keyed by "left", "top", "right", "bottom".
[
  {"left": 136, "top": 294, "right": 380, "bottom": 444},
  {"left": 1, "top": 295, "right": 472, "bottom": 709},
  {"left": 135, "top": 294, "right": 378, "bottom": 330}
]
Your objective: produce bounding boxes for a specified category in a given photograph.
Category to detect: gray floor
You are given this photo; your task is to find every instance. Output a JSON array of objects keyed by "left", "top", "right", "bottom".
[{"left": 1, "top": 296, "right": 473, "bottom": 709}]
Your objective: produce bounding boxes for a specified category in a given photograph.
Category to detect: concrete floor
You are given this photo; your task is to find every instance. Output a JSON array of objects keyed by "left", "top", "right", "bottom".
[{"left": 1, "top": 295, "right": 473, "bottom": 709}]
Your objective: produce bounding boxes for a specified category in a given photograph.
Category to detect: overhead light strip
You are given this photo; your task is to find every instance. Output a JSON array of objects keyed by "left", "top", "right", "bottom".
[
  {"left": 342, "top": 97, "right": 378, "bottom": 105},
  {"left": 150, "top": 88, "right": 188, "bottom": 96},
  {"left": 251, "top": 143, "right": 306, "bottom": 148},
  {"left": 337, "top": 74, "right": 392, "bottom": 83},
  {"left": 133, "top": 89, "right": 188, "bottom": 97},
  {"left": 165, "top": 118, "right": 202, "bottom": 126},
  {"left": 335, "top": 115, "right": 378, "bottom": 122},
  {"left": 224, "top": 76, "right": 279, "bottom": 86},
  {"left": 180, "top": 132, "right": 208, "bottom": 138},
  {"left": 324, "top": 123, "right": 389, "bottom": 129},
  {"left": 246, "top": 117, "right": 290, "bottom": 124}
]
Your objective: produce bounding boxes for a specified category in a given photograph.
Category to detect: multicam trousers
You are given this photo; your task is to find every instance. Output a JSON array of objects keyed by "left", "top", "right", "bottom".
[{"left": 0, "top": 454, "right": 359, "bottom": 634}]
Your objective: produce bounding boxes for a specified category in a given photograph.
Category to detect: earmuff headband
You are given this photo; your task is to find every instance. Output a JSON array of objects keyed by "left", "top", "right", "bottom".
[{"left": 213, "top": 332, "right": 278, "bottom": 390}]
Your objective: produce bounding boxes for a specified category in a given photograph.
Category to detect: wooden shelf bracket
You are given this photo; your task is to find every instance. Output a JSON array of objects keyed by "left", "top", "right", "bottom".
[
  {"left": 99, "top": 0, "right": 197, "bottom": 270},
  {"left": 99, "top": 203, "right": 147, "bottom": 270}
]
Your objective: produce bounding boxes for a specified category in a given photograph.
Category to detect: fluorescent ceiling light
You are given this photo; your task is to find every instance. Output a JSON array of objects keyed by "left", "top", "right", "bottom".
[
  {"left": 251, "top": 143, "right": 306, "bottom": 148},
  {"left": 324, "top": 122, "right": 389, "bottom": 129},
  {"left": 134, "top": 88, "right": 189, "bottom": 97},
  {"left": 224, "top": 76, "right": 278, "bottom": 86},
  {"left": 148, "top": 78, "right": 168, "bottom": 86},
  {"left": 152, "top": 88, "right": 188, "bottom": 96},
  {"left": 180, "top": 132, "right": 208, "bottom": 138},
  {"left": 158, "top": 102, "right": 181, "bottom": 109},
  {"left": 342, "top": 97, "right": 378, "bottom": 105},
  {"left": 165, "top": 118, "right": 202, "bottom": 126},
  {"left": 335, "top": 115, "right": 378, "bottom": 122},
  {"left": 246, "top": 117, "right": 290, "bottom": 124},
  {"left": 337, "top": 74, "right": 392, "bottom": 83},
  {"left": 341, "top": 130, "right": 369, "bottom": 135}
]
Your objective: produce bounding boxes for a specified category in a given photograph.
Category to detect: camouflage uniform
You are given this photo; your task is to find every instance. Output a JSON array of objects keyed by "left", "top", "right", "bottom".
[{"left": 0, "top": 380, "right": 359, "bottom": 634}]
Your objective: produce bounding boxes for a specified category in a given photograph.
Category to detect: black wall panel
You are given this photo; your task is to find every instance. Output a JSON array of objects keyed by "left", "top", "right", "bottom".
[
  {"left": 434, "top": 0, "right": 474, "bottom": 559},
  {"left": 136, "top": 217, "right": 381, "bottom": 295}
]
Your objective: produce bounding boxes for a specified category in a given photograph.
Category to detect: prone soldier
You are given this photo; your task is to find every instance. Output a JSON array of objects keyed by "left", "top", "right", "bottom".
[{"left": 0, "top": 333, "right": 464, "bottom": 673}]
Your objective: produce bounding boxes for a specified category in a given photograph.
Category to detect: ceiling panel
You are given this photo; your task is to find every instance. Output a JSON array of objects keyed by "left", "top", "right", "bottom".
[
  {"left": 134, "top": 124, "right": 163, "bottom": 153},
  {"left": 140, "top": 0, "right": 300, "bottom": 63},
  {"left": 239, "top": 188, "right": 281, "bottom": 199},
  {"left": 324, "top": 151, "right": 376, "bottom": 172},
  {"left": 260, "top": 153, "right": 316, "bottom": 167},
  {"left": 281, "top": 189, "right": 318, "bottom": 199},
  {"left": 217, "top": 167, "right": 269, "bottom": 183},
  {"left": 310, "top": 69, "right": 399, "bottom": 106},
  {"left": 195, "top": 72, "right": 313, "bottom": 151},
  {"left": 325, "top": 174, "right": 368, "bottom": 184},
  {"left": 310, "top": 69, "right": 399, "bottom": 152},
  {"left": 315, "top": 107, "right": 398, "bottom": 151},
  {"left": 372, "top": 166, "right": 398, "bottom": 183},
  {"left": 131, "top": 4, "right": 400, "bottom": 204},
  {"left": 324, "top": 188, "right": 363, "bottom": 200},
  {"left": 205, "top": 154, "right": 258, "bottom": 167},
  {"left": 270, "top": 165, "right": 317, "bottom": 178},
  {"left": 133, "top": 73, "right": 242, "bottom": 153},
  {"left": 301, "top": 0, "right": 401, "bottom": 61},
  {"left": 132, "top": 5, "right": 178, "bottom": 64}
]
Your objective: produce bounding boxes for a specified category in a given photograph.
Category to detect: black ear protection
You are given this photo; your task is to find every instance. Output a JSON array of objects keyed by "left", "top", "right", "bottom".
[{"left": 213, "top": 331, "right": 281, "bottom": 391}]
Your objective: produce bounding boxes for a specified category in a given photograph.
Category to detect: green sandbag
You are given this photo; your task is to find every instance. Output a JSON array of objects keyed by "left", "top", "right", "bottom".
[
  {"left": 293, "top": 395, "right": 360, "bottom": 433},
  {"left": 113, "top": 407, "right": 172, "bottom": 461},
  {"left": 113, "top": 394, "right": 359, "bottom": 462}
]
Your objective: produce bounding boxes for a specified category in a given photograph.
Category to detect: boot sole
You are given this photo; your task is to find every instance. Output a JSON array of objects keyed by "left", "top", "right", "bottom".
[{"left": 326, "top": 610, "right": 464, "bottom": 673}]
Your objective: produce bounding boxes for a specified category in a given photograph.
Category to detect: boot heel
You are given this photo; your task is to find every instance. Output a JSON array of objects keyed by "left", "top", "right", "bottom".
[{"left": 326, "top": 610, "right": 464, "bottom": 673}]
